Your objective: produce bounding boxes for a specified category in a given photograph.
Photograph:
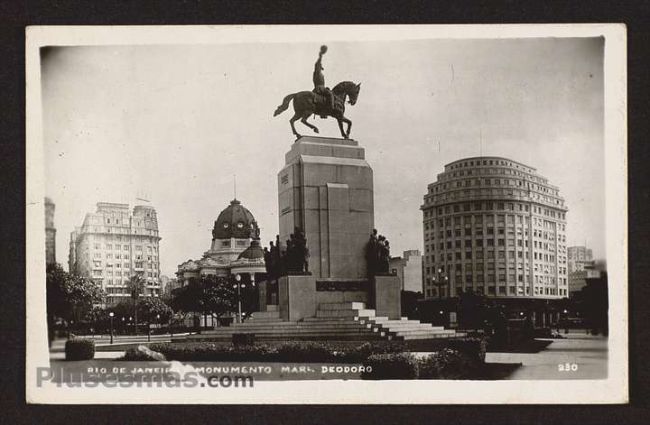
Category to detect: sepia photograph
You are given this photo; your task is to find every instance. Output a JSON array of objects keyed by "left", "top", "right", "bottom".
[{"left": 25, "top": 24, "right": 627, "bottom": 404}]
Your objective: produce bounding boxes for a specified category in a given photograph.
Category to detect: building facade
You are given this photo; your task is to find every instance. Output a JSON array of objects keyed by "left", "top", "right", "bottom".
[
  {"left": 421, "top": 156, "right": 569, "bottom": 300},
  {"left": 68, "top": 202, "right": 162, "bottom": 305},
  {"left": 389, "top": 250, "right": 423, "bottom": 293},
  {"left": 45, "top": 197, "right": 56, "bottom": 265},
  {"left": 567, "top": 246, "right": 593, "bottom": 273},
  {"left": 567, "top": 246, "right": 600, "bottom": 295}
]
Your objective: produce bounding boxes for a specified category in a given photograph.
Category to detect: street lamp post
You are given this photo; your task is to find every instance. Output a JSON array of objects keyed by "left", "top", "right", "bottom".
[
  {"left": 234, "top": 274, "right": 242, "bottom": 324},
  {"left": 109, "top": 312, "right": 114, "bottom": 344},
  {"left": 432, "top": 268, "right": 449, "bottom": 300}
]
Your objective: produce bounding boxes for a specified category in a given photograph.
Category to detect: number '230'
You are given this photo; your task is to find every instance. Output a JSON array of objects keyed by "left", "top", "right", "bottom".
[{"left": 558, "top": 363, "right": 578, "bottom": 372}]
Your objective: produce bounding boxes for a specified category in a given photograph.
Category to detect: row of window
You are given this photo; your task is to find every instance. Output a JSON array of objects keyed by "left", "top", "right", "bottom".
[
  {"left": 424, "top": 188, "right": 565, "bottom": 208},
  {"left": 424, "top": 286, "right": 567, "bottom": 298},
  {"left": 446, "top": 158, "right": 535, "bottom": 175},
  {"left": 427, "top": 239, "right": 562, "bottom": 254},
  {"left": 426, "top": 250, "right": 561, "bottom": 264},
  {"left": 424, "top": 270, "right": 566, "bottom": 283},
  {"left": 104, "top": 292, "right": 160, "bottom": 304},
  {"left": 424, "top": 202, "right": 566, "bottom": 220},
  {"left": 426, "top": 261, "right": 565, "bottom": 275},
  {"left": 431, "top": 177, "right": 559, "bottom": 199},
  {"left": 89, "top": 226, "right": 159, "bottom": 236},
  {"left": 91, "top": 261, "right": 158, "bottom": 272},
  {"left": 425, "top": 226, "right": 566, "bottom": 244}
]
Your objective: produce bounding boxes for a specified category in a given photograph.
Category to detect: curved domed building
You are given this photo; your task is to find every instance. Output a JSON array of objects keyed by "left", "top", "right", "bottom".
[{"left": 177, "top": 199, "right": 266, "bottom": 285}]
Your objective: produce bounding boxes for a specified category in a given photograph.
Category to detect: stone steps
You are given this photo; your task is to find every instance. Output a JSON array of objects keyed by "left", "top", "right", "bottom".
[
  {"left": 228, "top": 325, "right": 373, "bottom": 332},
  {"left": 198, "top": 329, "right": 376, "bottom": 336},
  {"left": 176, "top": 300, "right": 462, "bottom": 342},
  {"left": 401, "top": 332, "right": 466, "bottom": 340},
  {"left": 367, "top": 319, "right": 443, "bottom": 328},
  {"left": 185, "top": 334, "right": 386, "bottom": 342},
  {"left": 316, "top": 308, "right": 376, "bottom": 318},
  {"left": 318, "top": 302, "right": 366, "bottom": 311}
]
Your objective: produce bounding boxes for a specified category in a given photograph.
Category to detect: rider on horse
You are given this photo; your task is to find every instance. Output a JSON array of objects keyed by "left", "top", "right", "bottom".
[{"left": 313, "top": 45, "right": 335, "bottom": 117}]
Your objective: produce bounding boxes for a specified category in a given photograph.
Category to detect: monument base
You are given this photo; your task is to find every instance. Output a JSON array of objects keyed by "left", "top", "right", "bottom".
[
  {"left": 277, "top": 274, "right": 400, "bottom": 321},
  {"left": 373, "top": 275, "right": 402, "bottom": 320},
  {"left": 278, "top": 275, "right": 317, "bottom": 321}
]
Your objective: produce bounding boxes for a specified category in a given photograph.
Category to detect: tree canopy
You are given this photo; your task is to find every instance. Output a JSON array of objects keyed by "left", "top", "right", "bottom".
[
  {"left": 170, "top": 274, "right": 240, "bottom": 318},
  {"left": 46, "top": 263, "right": 104, "bottom": 323}
]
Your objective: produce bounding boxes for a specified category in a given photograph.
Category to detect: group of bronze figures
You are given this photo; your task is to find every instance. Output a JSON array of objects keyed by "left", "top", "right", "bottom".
[
  {"left": 365, "top": 229, "right": 391, "bottom": 277},
  {"left": 263, "top": 227, "right": 311, "bottom": 278},
  {"left": 263, "top": 227, "right": 391, "bottom": 279}
]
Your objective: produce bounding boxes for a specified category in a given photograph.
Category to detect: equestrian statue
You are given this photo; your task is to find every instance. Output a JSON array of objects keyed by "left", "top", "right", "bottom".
[{"left": 273, "top": 45, "right": 361, "bottom": 139}]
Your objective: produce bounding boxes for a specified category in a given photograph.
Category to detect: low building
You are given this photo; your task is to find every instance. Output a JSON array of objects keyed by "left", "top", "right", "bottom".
[
  {"left": 160, "top": 275, "right": 182, "bottom": 300},
  {"left": 389, "top": 250, "right": 423, "bottom": 293},
  {"left": 176, "top": 199, "right": 266, "bottom": 285},
  {"left": 175, "top": 198, "right": 266, "bottom": 327},
  {"left": 567, "top": 246, "right": 600, "bottom": 295}
]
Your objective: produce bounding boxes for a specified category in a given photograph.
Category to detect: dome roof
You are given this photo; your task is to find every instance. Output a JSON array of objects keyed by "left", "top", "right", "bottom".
[
  {"left": 237, "top": 239, "right": 265, "bottom": 260},
  {"left": 212, "top": 199, "right": 259, "bottom": 240}
]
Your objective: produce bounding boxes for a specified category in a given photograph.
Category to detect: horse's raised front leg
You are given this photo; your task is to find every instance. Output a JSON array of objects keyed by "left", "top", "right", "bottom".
[
  {"left": 341, "top": 117, "right": 352, "bottom": 139},
  {"left": 290, "top": 113, "right": 301, "bottom": 138},
  {"left": 336, "top": 118, "right": 346, "bottom": 138},
  {"left": 300, "top": 116, "right": 319, "bottom": 134}
]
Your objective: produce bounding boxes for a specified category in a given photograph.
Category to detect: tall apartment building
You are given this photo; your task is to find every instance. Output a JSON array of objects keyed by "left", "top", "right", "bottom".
[
  {"left": 421, "top": 156, "right": 569, "bottom": 300},
  {"left": 69, "top": 202, "right": 162, "bottom": 305},
  {"left": 45, "top": 197, "right": 56, "bottom": 265},
  {"left": 389, "top": 250, "right": 423, "bottom": 293}
]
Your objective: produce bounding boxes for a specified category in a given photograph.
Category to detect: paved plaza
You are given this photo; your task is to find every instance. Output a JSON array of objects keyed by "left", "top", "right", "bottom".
[{"left": 486, "top": 333, "right": 608, "bottom": 380}]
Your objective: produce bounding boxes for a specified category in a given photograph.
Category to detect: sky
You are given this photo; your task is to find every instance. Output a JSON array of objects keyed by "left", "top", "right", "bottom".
[{"left": 41, "top": 37, "right": 605, "bottom": 276}]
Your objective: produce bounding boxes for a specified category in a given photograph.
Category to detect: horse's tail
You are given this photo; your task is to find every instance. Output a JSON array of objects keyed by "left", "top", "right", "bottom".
[{"left": 273, "top": 93, "right": 296, "bottom": 117}]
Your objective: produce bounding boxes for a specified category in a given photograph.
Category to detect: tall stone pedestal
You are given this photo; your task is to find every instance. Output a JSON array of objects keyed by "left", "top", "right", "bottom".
[
  {"left": 278, "top": 136, "right": 374, "bottom": 279},
  {"left": 274, "top": 136, "right": 401, "bottom": 324}
]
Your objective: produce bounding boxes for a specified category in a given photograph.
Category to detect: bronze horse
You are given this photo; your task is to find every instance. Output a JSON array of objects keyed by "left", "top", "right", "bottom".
[{"left": 273, "top": 81, "right": 361, "bottom": 139}]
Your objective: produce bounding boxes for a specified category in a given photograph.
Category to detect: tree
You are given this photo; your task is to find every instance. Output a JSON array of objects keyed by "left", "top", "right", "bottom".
[
  {"left": 169, "top": 278, "right": 203, "bottom": 330},
  {"left": 46, "top": 263, "right": 104, "bottom": 343},
  {"left": 127, "top": 273, "right": 146, "bottom": 334},
  {"left": 169, "top": 275, "right": 239, "bottom": 330},
  {"left": 137, "top": 297, "right": 173, "bottom": 325},
  {"left": 201, "top": 275, "right": 237, "bottom": 320},
  {"left": 401, "top": 290, "right": 423, "bottom": 319}
]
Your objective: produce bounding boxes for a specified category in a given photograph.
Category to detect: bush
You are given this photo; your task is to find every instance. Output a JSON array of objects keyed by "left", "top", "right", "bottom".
[
  {"left": 332, "top": 341, "right": 405, "bottom": 363},
  {"left": 146, "top": 341, "right": 411, "bottom": 363},
  {"left": 65, "top": 339, "right": 95, "bottom": 361},
  {"left": 232, "top": 333, "right": 255, "bottom": 346},
  {"left": 418, "top": 349, "right": 478, "bottom": 379},
  {"left": 276, "top": 342, "right": 334, "bottom": 362},
  {"left": 149, "top": 342, "right": 276, "bottom": 362},
  {"left": 447, "top": 337, "right": 487, "bottom": 363},
  {"left": 361, "top": 353, "right": 419, "bottom": 380}
]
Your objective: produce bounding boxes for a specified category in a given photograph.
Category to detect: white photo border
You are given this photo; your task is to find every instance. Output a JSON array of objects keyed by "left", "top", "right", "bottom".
[{"left": 25, "top": 24, "right": 628, "bottom": 404}]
